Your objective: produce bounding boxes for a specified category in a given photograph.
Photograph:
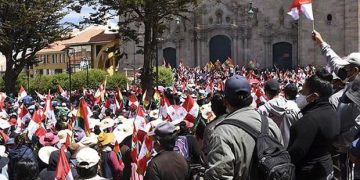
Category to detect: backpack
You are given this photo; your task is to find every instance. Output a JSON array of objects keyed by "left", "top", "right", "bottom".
[
  {"left": 216, "top": 115, "right": 295, "bottom": 180},
  {"left": 174, "top": 136, "right": 191, "bottom": 162}
]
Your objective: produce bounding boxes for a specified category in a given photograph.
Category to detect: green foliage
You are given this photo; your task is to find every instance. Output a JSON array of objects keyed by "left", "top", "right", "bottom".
[
  {"left": 107, "top": 73, "right": 129, "bottom": 90},
  {"left": 0, "top": 0, "right": 72, "bottom": 93},
  {"left": 154, "top": 67, "right": 174, "bottom": 87},
  {"left": 0, "top": 69, "right": 128, "bottom": 94}
]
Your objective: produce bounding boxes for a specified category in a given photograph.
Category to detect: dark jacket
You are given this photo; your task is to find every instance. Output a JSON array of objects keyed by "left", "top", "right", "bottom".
[
  {"left": 288, "top": 99, "right": 340, "bottom": 179},
  {"left": 144, "top": 150, "right": 189, "bottom": 180},
  {"left": 39, "top": 150, "right": 77, "bottom": 180},
  {"left": 8, "top": 145, "right": 37, "bottom": 180}
]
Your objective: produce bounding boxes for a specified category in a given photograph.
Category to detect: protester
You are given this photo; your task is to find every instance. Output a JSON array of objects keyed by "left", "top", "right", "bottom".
[
  {"left": 97, "top": 132, "right": 124, "bottom": 180},
  {"left": 288, "top": 69, "right": 340, "bottom": 179},
  {"left": 76, "top": 147, "right": 106, "bottom": 180},
  {"left": 205, "top": 75, "right": 282, "bottom": 179},
  {"left": 258, "top": 79, "right": 300, "bottom": 148},
  {"left": 201, "top": 93, "right": 227, "bottom": 160},
  {"left": 313, "top": 31, "right": 360, "bottom": 179},
  {"left": 145, "top": 122, "right": 189, "bottom": 180},
  {"left": 14, "top": 158, "right": 40, "bottom": 180}
]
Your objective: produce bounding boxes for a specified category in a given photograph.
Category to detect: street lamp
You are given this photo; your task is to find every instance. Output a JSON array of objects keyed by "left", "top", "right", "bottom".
[
  {"left": 155, "top": 38, "right": 164, "bottom": 89},
  {"left": 66, "top": 48, "right": 75, "bottom": 99},
  {"left": 247, "top": 1, "right": 255, "bottom": 18},
  {"left": 80, "top": 57, "right": 90, "bottom": 88}
]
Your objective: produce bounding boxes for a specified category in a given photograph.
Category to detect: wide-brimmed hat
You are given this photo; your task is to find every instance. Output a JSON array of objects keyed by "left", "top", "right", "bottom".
[
  {"left": 79, "top": 133, "right": 98, "bottom": 147},
  {"left": 58, "top": 129, "right": 72, "bottom": 144},
  {"left": 114, "top": 121, "right": 133, "bottom": 143},
  {"left": 0, "top": 119, "right": 10, "bottom": 130},
  {"left": 98, "top": 132, "right": 115, "bottom": 146},
  {"left": 98, "top": 118, "right": 115, "bottom": 131},
  {"left": 39, "top": 133, "right": 60, "bottom": 146},
  {"left": 38, "top": 146, "right": 57, "bottom": 164}
]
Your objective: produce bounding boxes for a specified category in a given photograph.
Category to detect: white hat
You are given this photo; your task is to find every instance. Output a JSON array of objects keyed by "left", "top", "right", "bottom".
[
  {"left": 98, "top": 118, "right": 115, "bottom": 131},
  {"left": 76, "top": 147, "right": 100, "bottom": 169},
  {"left": 0, "top": 119, "right": 10, "bottom": 130},
  {"left": 79, "top": 133, "right": 98, "bottom": 147},
  {"left": 38, "top": 146, "right": 58, "bottom": 164},
  {"left": 58, "top": 129, "right": 73, "bottom": 144},
  {"left": 114, "top": 122, "right": 134, "bottom": 143},
  {"left": 88, "top": 118, "right": 100, "bottom": 129}
]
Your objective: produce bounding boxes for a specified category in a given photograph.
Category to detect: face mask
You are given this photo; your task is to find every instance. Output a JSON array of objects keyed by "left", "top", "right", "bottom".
[{"left": 296, "top": 94, "right": 310, "bottom": 109}]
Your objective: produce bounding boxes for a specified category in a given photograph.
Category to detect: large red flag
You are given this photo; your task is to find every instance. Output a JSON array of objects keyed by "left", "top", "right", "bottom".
[{"left": 55, "top": 146, "right": 73, "bottom": 180}]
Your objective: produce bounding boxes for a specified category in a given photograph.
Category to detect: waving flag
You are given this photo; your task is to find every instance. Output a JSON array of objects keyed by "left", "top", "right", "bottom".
[
  {"left": 58, "top": 85, "right": 68, "bottom": 98},
  {"left": 159, "top": 95, "right": 171, "bottom": 120},
  {"left": 205, "top": 81, "right": 214, "bottom": 97},
  {"left": 134, "top": 106, "right": 148, "bottom": 132},
  {"left": 288, "top": 0, "right": 314, "bottom": 20},
  {"left": 131, "top": 128, "right": 139, "bottom": 163},
  {"left": 0, "top": 93, "right": 6, "bottom": 111},
  {"left": 142, "top": 90, "right": 150, "bottom": 108},
  {"left": 137, "top": 135, "right": 153, "bottom": 175},
  {"left": 129, "top": 94, "right": 139, "bottom": 109},
  {"left": 77, "top": 99, "right": 93, "bottom": 137},
  {"left": 44, "top": 91, "right": 56, "bottom": 126},
  {"left": 18, "top": 85, "right": 27, "bottom": 101},
  {"left": 55, "top": 146, "right": 73, "bottom": 180},
  {"left": 182, "top": 95, "right": 199, "bottom": 123}
]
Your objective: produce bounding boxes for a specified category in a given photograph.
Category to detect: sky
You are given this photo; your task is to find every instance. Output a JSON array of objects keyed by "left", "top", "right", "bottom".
[{"left": 61, "top": 6, "right": 94, "bottom": 24}]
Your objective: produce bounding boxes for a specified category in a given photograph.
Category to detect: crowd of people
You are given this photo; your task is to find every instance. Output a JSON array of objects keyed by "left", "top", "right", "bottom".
[{"left": 0, "top": 30, "right": 358, "bottom": 180}]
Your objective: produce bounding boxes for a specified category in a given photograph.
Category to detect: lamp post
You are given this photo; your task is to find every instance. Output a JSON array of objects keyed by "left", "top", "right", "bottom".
[
  {"left": 155, "top": 38, "right": 164, "bottom": 89},
  {"left": 66, "top": 48, "right": 75, "bottom": 99}
]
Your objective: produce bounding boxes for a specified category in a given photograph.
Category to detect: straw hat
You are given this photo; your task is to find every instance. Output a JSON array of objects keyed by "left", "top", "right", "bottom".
[
  {"left": 58, "top": 129, "right": 73, "bottom": 144},
  {"left": 98, "top": 118, "right": 115, "bottom": 131},
  {"left": 114, "top": 121, "right": 134, "bottom": 143},
  {"left": 79, "top": 133, "right": 98, "bottom": 147}
]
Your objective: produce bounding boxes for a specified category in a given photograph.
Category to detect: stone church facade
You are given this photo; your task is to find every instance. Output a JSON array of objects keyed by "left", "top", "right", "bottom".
[{"left": 121, "top": 0, "right": 360, "bottom": 70}]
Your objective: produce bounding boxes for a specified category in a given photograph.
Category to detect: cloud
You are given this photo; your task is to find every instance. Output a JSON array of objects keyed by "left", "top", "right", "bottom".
[{"left": 61, "top": 6, "right": 94, "bottom": 24}]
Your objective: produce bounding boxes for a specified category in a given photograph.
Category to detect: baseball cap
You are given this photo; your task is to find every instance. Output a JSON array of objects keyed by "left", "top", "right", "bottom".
[
  {"left": 148, "top": 121, "right": 176, "bottom": 138},
  {"left": 76, "top": 147, "right": 100, "bottom": 169},
  {"left": 265, "top": 79, "right": 280, "bottom": 91},
  {"left": 224, "top": 75, "right": 251, "bottom": 98},
  {"left": 345, "top": 74, "right": 360, "bottom": 107},
  {"left": 338, "top": 53, "right": 360, "bottom": 66}
]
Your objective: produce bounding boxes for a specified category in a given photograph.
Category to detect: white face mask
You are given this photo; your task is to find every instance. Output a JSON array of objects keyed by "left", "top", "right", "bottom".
[{"left": 296, "top": 94, "right": 310, "bottom": 109}]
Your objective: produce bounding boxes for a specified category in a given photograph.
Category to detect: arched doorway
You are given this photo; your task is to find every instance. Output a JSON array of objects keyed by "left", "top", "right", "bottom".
[
  {"left": 209, "top": 35, "right": 231, "bottom": 63},
  {"left": 273, "top": 42, "right": 292, "bottom": 70},
  {"left": 163, "top": 47, "right": 177, "bottom": 68}
]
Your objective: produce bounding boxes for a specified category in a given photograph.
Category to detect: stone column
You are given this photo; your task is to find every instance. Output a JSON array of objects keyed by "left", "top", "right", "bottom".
[{"left": 264, "top": 37, "right": 272, "bottom": 69}]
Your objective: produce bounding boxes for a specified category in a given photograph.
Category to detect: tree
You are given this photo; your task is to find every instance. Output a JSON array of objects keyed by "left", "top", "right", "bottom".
[
  {"left": 73, "top": 0, "right": 198, "bottom": 96},
  {"left": 0, "top": 0, "right": 72, "bottom": 93}
]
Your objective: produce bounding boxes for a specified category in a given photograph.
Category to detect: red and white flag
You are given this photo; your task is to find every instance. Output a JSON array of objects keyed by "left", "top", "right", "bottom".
[
  {"left": 18, "top": 85, "right": 27, "bottom": 101},
  {"left": 168, "top": 105, "right": 187, "bottom": 125},
  {"left": 58, "top": 85, "right": 68, "bottom": 98},
  {"left": 44, "top": 91, "right": 56, "bottom": 126},
  {"left": 131, "top": 128, "right": 139, "bottom": 163},
  {"left": 55, "top": 146, "right": 74, "bottom": 180},
  {"left": 159, "top": 95, "right": 171, "bottom": 120},
  {"left": 288, "top": 0, "right": 314, "bottom": 20},
  {"left": 129, "top": 94, "right": 139, "bottom": 109},
  {"left": 205, "top": 81, "right": 214, "bottom": 97},
  {"left": 134, "top": 106, "right": 148, "bottom": 133},
  {"left": 0, "top": 93, "right": 6, "bottom": 111},
  {"left": 182, "top": 95, "right": 199, "bottom": 123},
  {"left": 137, "top": 135, "right": 153, "bottom": 175}
]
